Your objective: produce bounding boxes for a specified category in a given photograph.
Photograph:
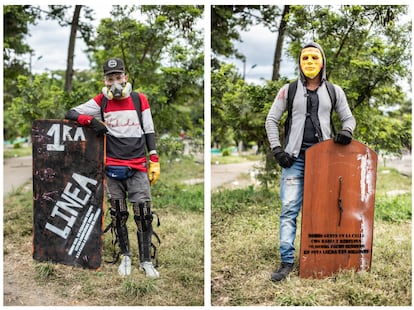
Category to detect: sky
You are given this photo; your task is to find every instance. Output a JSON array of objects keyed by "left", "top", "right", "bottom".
[
  {"left": 229, "top": 23, "right": 296, "bottom": 84},
  {"left": 16, "top": 4, "right": 413, "bottom": 88},
  {"left": 26, "top": 5, "right": 114, "bottom": 74},
  {"left": 24, "top": 5, "right": 289, "bottom": 83}
]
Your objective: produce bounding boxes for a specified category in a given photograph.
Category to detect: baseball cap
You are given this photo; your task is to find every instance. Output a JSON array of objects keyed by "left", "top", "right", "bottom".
[{"left": 103, "top": 58, "right": 125, "bottom": 75}]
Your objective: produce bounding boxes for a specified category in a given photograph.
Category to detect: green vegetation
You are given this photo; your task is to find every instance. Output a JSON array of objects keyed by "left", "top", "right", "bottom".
[
  {"left": 4, "top": 5, "right": 204, "bottom": 143},
  {"left": 211, "top": 154, "right": 261, "bottom": 165},
  {"left": 3, "top": 155, "right": 204, "bottom": 306},
  {"left": 4, "top": 145, "right": 32, "bottom": 159},
  {"left": 212, "top": 6, "right": 411, "bottom": 156},
  {"left": 211, "top": 165, "right": 412, "bottom": 306}
]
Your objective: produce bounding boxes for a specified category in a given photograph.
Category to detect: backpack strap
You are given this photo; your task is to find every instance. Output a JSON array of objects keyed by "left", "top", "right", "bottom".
[
  {"left": 325, "top": 81, "right": 337, "bottom": 136},
  {"left": 100, "top": 96, "right": 107, "bottom": 121},
  {"left": 287, "top": 80, "right": 298, "bottom": 120},
  {"left": 100, "top": 92, "right": 143, "bottom": 131},
  {"left": 285, "top": 79, "right": 338, "bottom": 142},
  {"left": 130, "top": 92, "right": 143, "bottom": 132},
  {"left": 284, "top": 80, "right": 298, "bottom": 143}
]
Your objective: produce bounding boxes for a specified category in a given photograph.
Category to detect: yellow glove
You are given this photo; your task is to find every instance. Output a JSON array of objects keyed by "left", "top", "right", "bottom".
[{"left": 148, "top": 154, "right": 160, "bottom": 186}]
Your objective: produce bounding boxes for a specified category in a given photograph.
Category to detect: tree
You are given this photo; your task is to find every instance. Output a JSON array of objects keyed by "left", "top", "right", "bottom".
[
  {"left": 64, "top": 5, "right": 82, "bottom": 93},
  {"left": 271, "top": 5, "right": 290, "bottom": 81},
  {"left": 3, "top": 6, "right": 39, "bottom": 103},
  {"left": 90, "top": 5, "right": 204, "bottom": 136},
  {"left": 5, "top": 5, "right": 204, "bottom": 143},
  {"left": 211, "top": 5, "right": 280, "bottom": 70},
  {"left": 285, "top": 5, "right": 411, "bottom": 153},
  {"left": 212, "top": 5, "right": 411, "bottom": 158},
  {"left": 44, "top": 5, "right": 95, "bottom": 93}
]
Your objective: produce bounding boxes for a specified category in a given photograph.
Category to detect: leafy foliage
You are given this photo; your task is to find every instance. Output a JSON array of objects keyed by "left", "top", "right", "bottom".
[
  {"left": 211, "top": 5, "right": 280, "bottom": 68},
  {"left": 211, "top": 5, "right": 411, "bottom": 162},
  {"left": 4, "top": 5, "right": 204, "bottom": 143}
]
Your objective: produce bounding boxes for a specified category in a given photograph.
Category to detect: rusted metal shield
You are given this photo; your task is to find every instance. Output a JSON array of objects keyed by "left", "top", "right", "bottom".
[
  {"left": 32, "top": 119, "right": 105, "bottom": 269},
  {"left": 299, "top": 139, "right": 377, "bottom": 278}
]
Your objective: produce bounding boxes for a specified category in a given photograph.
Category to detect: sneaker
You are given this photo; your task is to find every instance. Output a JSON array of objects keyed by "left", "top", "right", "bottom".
[
  {"left": 118, "top": 255, "right": 131, "bottom": 276},
  {"left": 140, "top": 261, "right": 160, "bottom": 278},
  {"left": 271, "top": 262, "right": 294, "bottom": 282}
]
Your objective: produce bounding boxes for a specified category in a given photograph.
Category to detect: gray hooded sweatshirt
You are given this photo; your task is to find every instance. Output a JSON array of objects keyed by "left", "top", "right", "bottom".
[{"left": 265, "top": 42, "right": 356, "bottom": 158}]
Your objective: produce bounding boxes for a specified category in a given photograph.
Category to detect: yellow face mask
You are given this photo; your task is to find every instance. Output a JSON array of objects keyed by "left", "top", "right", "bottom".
[{"left": 300, "top": 47, "right": 323, "bottom": 79}]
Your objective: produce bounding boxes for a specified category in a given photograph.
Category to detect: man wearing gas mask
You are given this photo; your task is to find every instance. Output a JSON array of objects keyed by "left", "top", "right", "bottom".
[{"left": 65, "top": 57, "right": 161, "bottom": 278}]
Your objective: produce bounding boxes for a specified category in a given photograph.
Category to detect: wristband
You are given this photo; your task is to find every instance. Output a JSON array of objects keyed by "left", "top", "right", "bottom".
[
  {"left": 77, "top": 114, "right": 94, "bottom": 125},
  {"left": 150, "top": 154, "right": 159, "bottom": 162}
]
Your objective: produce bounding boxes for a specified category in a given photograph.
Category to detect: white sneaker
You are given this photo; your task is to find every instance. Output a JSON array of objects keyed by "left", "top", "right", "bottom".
[
  {"left": 118, "top": 255, "right": 131, "bottom": 276},
  {"left": 140, "top": 261, "right": 160, "bottom": 278}
]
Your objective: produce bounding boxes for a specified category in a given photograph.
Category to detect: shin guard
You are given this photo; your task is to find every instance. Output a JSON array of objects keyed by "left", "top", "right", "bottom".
[
  {"left": 110, "top": 199, "right": 131, "bottom": 256},
  {"left": 133, "top": 202, "right": 160, "bottom": 266}
]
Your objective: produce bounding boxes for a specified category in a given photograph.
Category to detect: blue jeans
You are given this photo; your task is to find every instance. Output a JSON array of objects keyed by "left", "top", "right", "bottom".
[{"left": 279, "top": 157, "right": 305, "bottom": 264}]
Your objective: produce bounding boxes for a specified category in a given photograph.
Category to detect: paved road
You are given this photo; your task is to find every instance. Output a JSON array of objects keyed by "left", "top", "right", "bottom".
[
  {"left": 3, "top": 156, "right": 260, "bottom": 193},
  {"left": 381, "top": 154, "right": 411, "bottom": 176},
  {"left": 3, "top": 156, "right": 33, "bottom": 195},
  {"left": 211, "top": 161, "right": 260, "bottom": 189}
]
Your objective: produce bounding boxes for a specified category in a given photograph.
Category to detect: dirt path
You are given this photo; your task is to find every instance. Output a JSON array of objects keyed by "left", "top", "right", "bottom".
[
  {"left": 380, "top": 153, "right": 411, "bottom": 176},
  {"left": 3, "top": 240, "right": 82, "bottom": 306},
  {"left": 211, "top": 161, "right": 261, "bottom": 189}
]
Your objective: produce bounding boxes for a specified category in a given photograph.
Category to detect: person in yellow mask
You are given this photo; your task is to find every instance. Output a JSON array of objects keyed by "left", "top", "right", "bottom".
[
  {"left": 265, "top": 42, "right": 356, "bottom": 281},
  {"left": 65, "top": 57, "right": 161, "bottom": 278}
]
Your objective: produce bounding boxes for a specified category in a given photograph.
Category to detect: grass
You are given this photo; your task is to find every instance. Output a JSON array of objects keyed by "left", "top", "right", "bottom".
[
  {"left": 375, "top": 166, "right": 411, "bottom": 222},
  {"left": 3, "top": 155, "right": 204, "bottom": 306},
  {"left": 211, "top": 154, "right": 261, "bottom": 165},
  {"left": 3, "top": 148, "right": 412, "bottom": 306},
  {"left": 4, "top": 145, "right": 32, "bottom": 158},
  {"left": 211, "top": 165, "right": 412, "bottom": 306}
]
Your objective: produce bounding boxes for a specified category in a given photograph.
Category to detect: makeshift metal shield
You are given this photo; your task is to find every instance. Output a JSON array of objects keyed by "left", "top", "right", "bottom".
[
  {"left": 32, "top": 119, "right": 105, "bottom": 269},
  {"left": 299, "top": 139, "right": 377, "bottom": 278}
]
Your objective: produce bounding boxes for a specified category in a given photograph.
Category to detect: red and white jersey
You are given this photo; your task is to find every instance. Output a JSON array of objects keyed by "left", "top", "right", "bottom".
[{"left": 72, "top": 93, "right": 156, "bottom": 172}]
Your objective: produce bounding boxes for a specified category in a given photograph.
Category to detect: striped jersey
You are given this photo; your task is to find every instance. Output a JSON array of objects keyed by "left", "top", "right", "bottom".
[{"left": 71, "top": 93, "right": 156, "bottom": 172}]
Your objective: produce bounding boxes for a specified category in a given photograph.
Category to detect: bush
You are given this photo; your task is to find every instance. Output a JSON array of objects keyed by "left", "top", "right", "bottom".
[
  {"left": 374, "top": 193, "right": 412, "bottom": 222},
  {"left": 157, "top": 135, "right": 185, "bottom": 159}
]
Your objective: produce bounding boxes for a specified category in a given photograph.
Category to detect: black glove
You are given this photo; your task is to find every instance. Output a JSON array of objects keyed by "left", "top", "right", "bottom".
[
  {"left": 271, "top": 146, "right": 295, "bottom": 168},
  {"left": 334, "top": 129, "right": 352, "bottom": 145},
  {"left": 90, "top": 118, "right": 108, "bottom": 136}
]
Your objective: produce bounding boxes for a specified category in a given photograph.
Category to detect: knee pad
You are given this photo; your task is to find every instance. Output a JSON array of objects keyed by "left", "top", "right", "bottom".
[
  {"left": 110, "top": 199, "right": 129, "bottom": 225},
  {"left": 133, "top": 202, "right": 161, "bottom": 265},
  {"left": 133, "top": 202, "right": 153, "bottom": 231},
  {"left": 109, "top": 199, "right": 130, "bottom": 255}
]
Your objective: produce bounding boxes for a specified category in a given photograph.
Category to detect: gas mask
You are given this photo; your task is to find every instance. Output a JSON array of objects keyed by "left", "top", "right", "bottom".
[{"left": 102, "top": 82, "right": 132, "bottom": 100}]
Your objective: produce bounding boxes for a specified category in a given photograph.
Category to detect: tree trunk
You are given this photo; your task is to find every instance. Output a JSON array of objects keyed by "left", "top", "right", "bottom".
[
  {"left": 271, "top": 5, "right": 290, "bottom": 81},
  {"left": 64, "top": 5, "right": 82, "bottom": 93}
]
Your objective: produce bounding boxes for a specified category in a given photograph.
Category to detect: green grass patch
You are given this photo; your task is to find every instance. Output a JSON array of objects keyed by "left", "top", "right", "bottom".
[
  {"left": 375, "top": 193, "right": 411, "bottom": 222},
  {"left": 152, "top": 183, "right": 204, "bottom": 212},
  {"left": 211, "top": 154, "right": 261, "bottom": 165},
  {"left": 35, "top": 262, "right": 57, "bottom": 280},
  {"left": 376, "top": 166, "right": 411, "bottom": 192},
  {"left": 151, "top": 156, "right": 204, "bottom": 212},
  {"left": 4, "top": 145, "right": 32, "bottom": 158}
]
